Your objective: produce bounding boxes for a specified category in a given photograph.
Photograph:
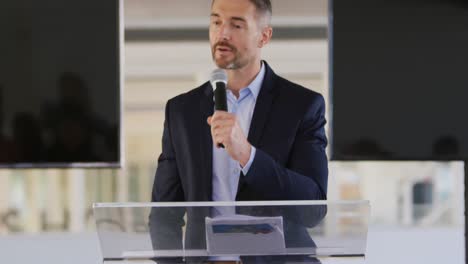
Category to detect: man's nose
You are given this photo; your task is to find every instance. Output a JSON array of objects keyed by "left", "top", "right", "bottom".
[{"left": 218, "top": 24, "right": 231, "bottom": 41}]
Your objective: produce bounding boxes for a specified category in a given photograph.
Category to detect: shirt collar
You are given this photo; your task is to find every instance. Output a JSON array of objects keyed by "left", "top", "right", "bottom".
[
  {"left": 225, "top": 62, "right": 266, "bottom": 102},
  {"left": 245, "top": 61, "right": 265, "bottom": 101}
]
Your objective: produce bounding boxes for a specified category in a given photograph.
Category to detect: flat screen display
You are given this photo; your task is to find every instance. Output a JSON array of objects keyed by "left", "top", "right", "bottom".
[
  {"left": 331, "top": 0, "right": 468, "bottom": 160},
  {"left": 0, "top": 0, "right": 121, "bottom": 167}
]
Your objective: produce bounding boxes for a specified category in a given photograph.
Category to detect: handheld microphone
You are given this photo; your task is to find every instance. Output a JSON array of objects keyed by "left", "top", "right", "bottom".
[
  {"left": 210, "top": 69, "right": 228, "bottom": 148},
  {"left": 210, "top": 69, "right": 228, "bottom": 111}
]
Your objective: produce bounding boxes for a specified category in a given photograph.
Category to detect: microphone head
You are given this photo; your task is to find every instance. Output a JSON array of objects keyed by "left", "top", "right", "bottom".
[{"left": 210, "top": 68, "right": 227, "bottom": 90}]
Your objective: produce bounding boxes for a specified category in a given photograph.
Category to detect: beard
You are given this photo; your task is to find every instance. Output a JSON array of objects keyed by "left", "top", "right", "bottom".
[{"left": 211, "top": 42, "right": 247, "bottom": 70}]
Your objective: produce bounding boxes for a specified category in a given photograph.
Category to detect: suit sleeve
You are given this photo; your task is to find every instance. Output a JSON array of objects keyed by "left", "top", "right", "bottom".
[
  {"left": 149, "top": 100, "right": 185, "bottom": 255},
  {"left": 151, "top": 99, "right": 185, "bottom": 202},
  {"left": 244, "top": 94, "right": 328, "bottom": 201}
]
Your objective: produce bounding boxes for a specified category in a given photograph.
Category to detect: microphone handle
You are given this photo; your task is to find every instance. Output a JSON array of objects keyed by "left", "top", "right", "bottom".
[
  {"left": 214, "top": 82, "right": 227, "bottom": 148},
  {"left": 214, "top": 82, "right": 227, "bottom": 111}
]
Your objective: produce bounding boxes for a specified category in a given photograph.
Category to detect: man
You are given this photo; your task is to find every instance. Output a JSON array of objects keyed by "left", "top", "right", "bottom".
[{"left": 150, "top": 0, "right": 328, "bottom": 262}]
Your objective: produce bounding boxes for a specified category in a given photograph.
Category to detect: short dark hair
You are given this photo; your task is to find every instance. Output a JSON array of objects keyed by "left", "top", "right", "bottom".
[
  {"left": 249, "top": 0, "right": 272, "bottom": 20},
  {"left": 212, "top": 0, "right": 272, "bottom": 24}
]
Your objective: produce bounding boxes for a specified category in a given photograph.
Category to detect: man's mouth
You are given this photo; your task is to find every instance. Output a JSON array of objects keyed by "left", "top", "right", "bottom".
[{"left": 216, "top": 44, "right": 234, "bottom": 53}]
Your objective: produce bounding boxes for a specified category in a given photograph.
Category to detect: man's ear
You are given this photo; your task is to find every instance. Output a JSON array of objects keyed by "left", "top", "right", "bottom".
[{"left": 258, "top": 26, "right": 273, "bottom": 48}]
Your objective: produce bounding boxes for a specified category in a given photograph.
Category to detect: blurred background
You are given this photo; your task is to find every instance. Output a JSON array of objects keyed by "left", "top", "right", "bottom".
[{"left": 0, "top": 0, "right": 464, "bottom": 263}]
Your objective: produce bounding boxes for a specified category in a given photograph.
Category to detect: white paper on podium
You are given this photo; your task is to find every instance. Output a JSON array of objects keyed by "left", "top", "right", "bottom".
[{"left": 205, "top": 214, "right": 286, "bottom": 256}]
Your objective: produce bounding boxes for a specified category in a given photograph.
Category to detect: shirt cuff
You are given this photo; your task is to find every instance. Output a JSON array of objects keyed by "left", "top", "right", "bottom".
[{"left": 240, "top": 146, "right": 256, "bottom": 175}]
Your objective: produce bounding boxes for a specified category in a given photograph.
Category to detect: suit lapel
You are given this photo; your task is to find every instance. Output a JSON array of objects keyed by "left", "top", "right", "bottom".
[
  {"left": 199, "top": 84, "right": 214, "bottom": 200},
  {"left": 237, "top": 62, "right": 278, "bottom": 200},
  {"left": 247, "top": 62, "right": 278, "bottom": 147}
]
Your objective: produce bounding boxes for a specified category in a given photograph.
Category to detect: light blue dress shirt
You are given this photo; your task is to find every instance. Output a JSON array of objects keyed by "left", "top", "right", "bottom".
[
  {"left": 212, "top": 62, "right": 265, "bottom": 206},
  {"left": 209, "top": 63, "right": 265, "bottom": 262}
]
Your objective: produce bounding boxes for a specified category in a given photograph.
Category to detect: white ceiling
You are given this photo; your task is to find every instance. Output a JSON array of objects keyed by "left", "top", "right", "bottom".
[{"left": 124, "top": 0, "right": 329, "bottom": 29}]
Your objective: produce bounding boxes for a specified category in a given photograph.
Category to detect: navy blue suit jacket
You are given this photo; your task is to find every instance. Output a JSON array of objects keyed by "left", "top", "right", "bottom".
[
  {"left": 152, "top": 61, "right": 328, "bottom": 203},
  {"left": 150, "top": 62, "right": 328, "bottom": 263}
]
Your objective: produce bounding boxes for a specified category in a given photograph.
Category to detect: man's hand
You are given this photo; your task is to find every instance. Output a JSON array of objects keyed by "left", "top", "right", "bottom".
[{"left": 207, "top": 111, "right": 252, "bottom": 167}]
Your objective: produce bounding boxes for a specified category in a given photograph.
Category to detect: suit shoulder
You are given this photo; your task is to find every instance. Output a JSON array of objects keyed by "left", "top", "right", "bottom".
[
  {"left": 166, "top": 82, "right": 210, "bottom": 109},
  {"left": 275, "top": 76, "right": 325, "bottom": 106}
]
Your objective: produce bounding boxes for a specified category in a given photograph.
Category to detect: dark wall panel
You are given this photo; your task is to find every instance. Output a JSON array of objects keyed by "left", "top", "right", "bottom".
[
  {"left": 331, "top": 0, "right": 468, "bottom": 160},
  {"left": 0, "top": 0, "right": 121, "bottom": 167}
]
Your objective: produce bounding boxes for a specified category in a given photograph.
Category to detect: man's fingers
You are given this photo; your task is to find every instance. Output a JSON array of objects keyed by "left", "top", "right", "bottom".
[
  {"left": 211, "top": 121, "right": 231, "bottom": 131},
  {"left": 210, "top": 112, "right": 237, "bottom": 149},
  {"left": 213, "top": 128, "right": 233, "bottom": 146},
  {"left": 214, "top": 132, "right": 225, "bottom": 147},
  {"left": 208, "top": 115, "right": 232, "bottom": 127},
  {"left": 211, "top": 125, "right": 235, "bottom": 145},
  {"left": 210, "top": 117, "right": 235, "bottom": 128},
  {"left": 212, "top": 111, "right": 235, "bottom": 122}
]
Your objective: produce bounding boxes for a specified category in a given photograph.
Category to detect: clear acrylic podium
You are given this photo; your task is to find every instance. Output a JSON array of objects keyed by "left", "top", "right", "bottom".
[{"left": 94, "top": 200, "right": 370, "bottom": 264}]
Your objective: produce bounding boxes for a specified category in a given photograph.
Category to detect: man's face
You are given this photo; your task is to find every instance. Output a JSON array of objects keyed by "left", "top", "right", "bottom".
[{"left": 209, "top": 0, "right": 266, "bottom": 69}]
